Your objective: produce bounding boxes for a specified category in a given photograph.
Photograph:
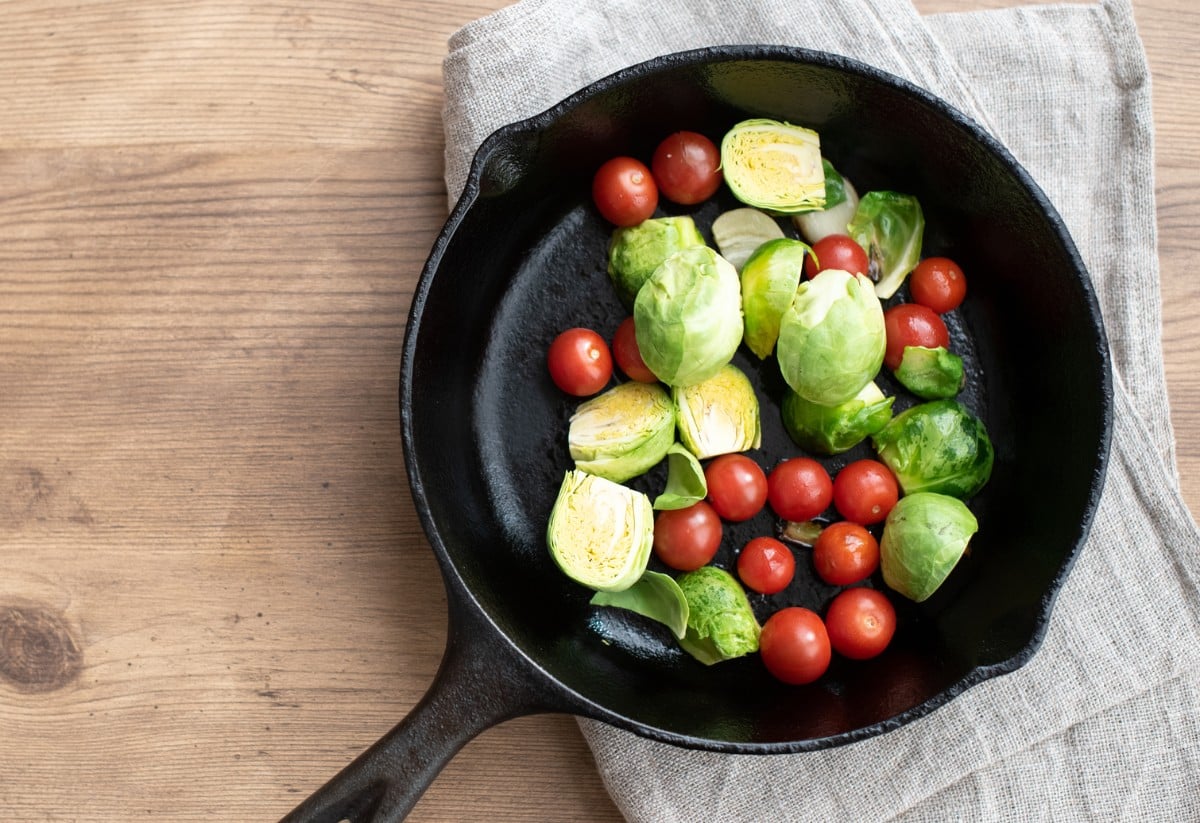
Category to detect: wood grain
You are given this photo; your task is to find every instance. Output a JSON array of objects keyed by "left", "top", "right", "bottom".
[{"left": 0, "top": 1, "right": 1194, "bottom": 821}]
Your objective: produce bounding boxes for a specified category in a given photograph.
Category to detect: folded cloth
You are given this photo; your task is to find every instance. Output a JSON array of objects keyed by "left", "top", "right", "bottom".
[{"left": 441, "top": 1, "right": 1200, "bottom": 819}]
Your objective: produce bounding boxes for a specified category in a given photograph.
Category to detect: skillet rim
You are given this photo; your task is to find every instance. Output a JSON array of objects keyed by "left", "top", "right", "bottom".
[{"left": 399, "top": 43, "right": 1115, "bottom": 753}]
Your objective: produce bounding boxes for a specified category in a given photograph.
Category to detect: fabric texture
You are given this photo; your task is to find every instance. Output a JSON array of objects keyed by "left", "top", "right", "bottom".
[{"left": 440, "top": 1, "right": 1200, "bottom": 819}]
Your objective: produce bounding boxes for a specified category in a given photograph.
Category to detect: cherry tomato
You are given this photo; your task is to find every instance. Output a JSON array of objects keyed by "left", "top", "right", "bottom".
[
  {"left": 737, "top": 536, "right": 795, "bottom": 595},
  {"left": 767, "top": 458, "right": 833, "bottom": 522},
  {"left": 910, "top": 257, "right": 967, "bottom": 314},
  {"left": 825, "top": 587, "right": 897, "bottom": 660},
  {"left": 546, "top": 328, "right": 612, "bottom": 396},
  {"left": 832, "top": 459, "right": 899, "bottom": 526},
  {"left": 611, "top": 317, "right": 657, "bottom": 383},
  {"left": 883, "top": 303, "right": 950, "bottom": 371},
  {"left": 650, "top": 131, "right": 723, "bottom": 205},
  {"left": 653, "top": 501, "right": 722, "bottom": 571},
  {"left": 704, "top": 454, "right": 769, "bottom": 522},
  {"left": 812, "top": 521, "right": 880, "bottom": 585},
  {"left": 592, "top": 156, "right": 658, "bottom": 226},
  {"left": 803, "top": 234, "right": 870, "bottom": 280},
  {"left": 759, "top": 607, "right": 832, "bottom": 685}
]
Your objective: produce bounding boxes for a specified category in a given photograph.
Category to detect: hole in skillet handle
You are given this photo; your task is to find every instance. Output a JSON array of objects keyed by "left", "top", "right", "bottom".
[{"left": 277, "top": 595, "right": 579, "bottom": 823}]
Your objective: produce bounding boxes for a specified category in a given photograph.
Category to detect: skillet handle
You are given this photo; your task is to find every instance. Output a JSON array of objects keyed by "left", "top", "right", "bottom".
[{"left": 279, "top": 597, "right": 573, "bottom": 823}]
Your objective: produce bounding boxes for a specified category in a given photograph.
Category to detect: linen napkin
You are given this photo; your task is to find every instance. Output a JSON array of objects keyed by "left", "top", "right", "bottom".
[{"left": 441, "top": 1, "right": 1200, "bottom": 819}]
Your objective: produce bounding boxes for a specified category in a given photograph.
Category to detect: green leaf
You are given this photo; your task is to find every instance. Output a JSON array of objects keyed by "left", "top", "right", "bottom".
[
  {"left": 894, "top": 346, "right": 965, "bottom": 400},
  {"left": 653, "top": 443, "right": 708, "bottom": 510},
  {"left": 590, "top": 571, "right": 690, "bottom": 639},
  {"left": 847, "top": 191, "right": 925, "bottom": 299},
  {"left": 821, "top": 159, "right": 846, "bottom": 209}
]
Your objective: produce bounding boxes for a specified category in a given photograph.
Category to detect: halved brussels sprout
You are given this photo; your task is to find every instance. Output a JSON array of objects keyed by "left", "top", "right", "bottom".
[
  {"left": 781, "top": 380, "right": 894, "bottom": 455},
  {"left": 776, "top": 268, "right": 886, "bottom": 406},
  {"left": 608, "top": 216, "right": 708, "bottom": 307},
  {"left": 676, "top": 566, "right": 761, "bottom": 664},
  {"left": 720, "top": 119, "right": 825, "bottom": 213},
  {"left": 547, "top": 470, "right": 654, "bottom": 592},
  {"left": 740, "top": 237, "right": 812, "bottom": 359},
  {"left": 872, "top": 399, "right": 994, "bottom": 498},
  {"left": 880, "top": 492, "right": 978, "bottom": 602},
  {"left": 634, "top": 245, "right": 743, "bottom": 387},
  {"left": 711, "top": 207, "right": 785, "bottom": 272},
  {"left": 846, "top": 190, "right": 925, "bottom": 299},
  {"left": 568, "top": 382, "right": 675, "bottom": 483},
  {"left": 894, "top": 345, "right": 965, "bottom": 400},
  {"left": 674, "top": 364, "right": 762, "bottom": 460}
]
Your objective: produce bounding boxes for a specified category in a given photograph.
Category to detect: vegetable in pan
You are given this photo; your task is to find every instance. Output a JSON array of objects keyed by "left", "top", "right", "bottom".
[
  {"left": 871, "top": 399, "right": 994, "bottom": 499},
  {"left": 711, "top": 207, "right": 785, "bottom": 272},
  {"left": 676, "top": 566, "right": 761, "bottom": 665},
  {"left": 793, "top": 162, "right": 860, "bottom": 244},
  {"left": 608, "top": 216, "right": 708, "bottom": 307},
  {"left": 894, "top": 345, "right": 965, "bottom": 400},
  {"left": 880, "top": 491, "right": 978, "bottom": 602},
  {"left": 720, "top": 118, "right": 826, "bottom": 213},
  {"left": 633, "top": 245, "right": 744, "bottom": 387},
  {"left": 568, "top": 381, "right": 675, "bottom": 483},
  {"left": 776, "top": 268, "right": 886, "bottom": 406},
  {"left": 847, "top": 190, "right": 925, "bottom": 299},
  {"left": 739, "top": 237, "right": 812, "bottom": 359},
  {"left": 674, "top": 363, "right": 762, "bottom": 460},
  {"left": 781, "top": 380, "right": 894, "bottom": 455},
  {"left": 546, "top": 469, "right": 654, "bottom": 592}
]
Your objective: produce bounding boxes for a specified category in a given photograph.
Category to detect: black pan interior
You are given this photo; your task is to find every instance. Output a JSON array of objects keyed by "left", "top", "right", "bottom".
[{"left": 404, "top": 47, "right": 1111, "bottom": 750}]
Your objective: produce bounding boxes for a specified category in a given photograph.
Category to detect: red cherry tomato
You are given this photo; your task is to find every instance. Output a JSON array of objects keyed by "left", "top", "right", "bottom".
[
  {"left": 736, "top": 536, "right": 795, "bottom": 595},
  {"left": 832, "top": 459, "right": 899, "bottom": 526},
  {"left": 611, "top": 317, "right": 657, "bottom": 383},
  {"left": 760, "top": 607, "right": 832, "bottom": 685},
  {"left": 812, "top": 521, "right": 880, "bottom": 585},
  {"left": 825, "top": 587, "right": 897, "bottom": 660},
  {"left": 803, "top": 234, "right": 870, "bottom": 280},
  {"left": 767, "top": 458, "right": 833, "bottom": 522},
  {"left": 704, "top": 454, "right": 769, "bottom": 522},
  {"left": 592, "top": 156, "right": 658, "bottom": 226},
  {"left": 650, "top": 131, "right": 723, "bottom": 205},
  {"left": 910, "top": 257, "right": 967, "bottom": 314},
  {"left": 546, "top": 328, "right": 613, "bottom": 396},
  {"left": 883, "top": 303, "right": 950, "bottom": 371},
  {"left": 653, "top": 501, "right": 722, "bottom": 571}
]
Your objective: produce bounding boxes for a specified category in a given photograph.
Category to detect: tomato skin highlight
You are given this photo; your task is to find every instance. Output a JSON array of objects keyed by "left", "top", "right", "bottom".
[
  {"left": 812, "top": 520, "right": 880, "bottom": 585},
  {"left": 760, "top": 607, "right": 832, "bottom": 685},
  {"left": 736, "top": 536, "right": 795, "bottom": 595},
  {"left": 651, "top": 131, "right": 723, "bottom": 205},
  {"left": 910, "top": 257, "right": 967, "bottom": 313},
  {"left": 804, "top": 234, "right": 870, "bottom": 279},
  {"left": 547, "top": 328, "right": 613, "bottom": 397},
  {"left": 767, "top": 458, "right": 834, "bottom": 522},
  {"left": 883, "top": 303, "right": 950, "bottom": 371},
  {"left": 611, "top": 317, "right": 657, "bottom": 383},
  {"left": 652, "top": 501, "right": 723, "bottom": 571},
  {"left": 825, "top": 587, "right": 897, "bottom": 660},
  {"left": 592, "top": 156, "right": 658, "bottom": 226},
  {"left": 704, "top": 454, "right": 769, "bottom": 522},
  {"left": 832, "top": 459, "right": 899, "bottom": 526}
]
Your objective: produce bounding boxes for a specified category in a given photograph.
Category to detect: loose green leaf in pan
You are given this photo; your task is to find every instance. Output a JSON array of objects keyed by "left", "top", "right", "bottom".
[
  {"left": 590, "top": 571, "right": 690, "bottom": 640},
  {"left": 653, "top": 443, "right": 708, "bottom": 511},
  {"left": 894, "top": 345, "right": 965, "bottom": 400},
  {"left": 847, "top": 190, "right": 925, "bottom": 299}
]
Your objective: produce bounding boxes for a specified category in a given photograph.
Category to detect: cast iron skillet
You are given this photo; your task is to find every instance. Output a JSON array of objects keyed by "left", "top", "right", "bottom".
[{"left": 282, "top": 45, "right": 1112, "bottom": 822}]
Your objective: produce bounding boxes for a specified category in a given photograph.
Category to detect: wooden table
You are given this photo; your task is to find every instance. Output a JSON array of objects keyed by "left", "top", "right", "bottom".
[{"left": 1, "top": 1, "right": 1194, "bottom": 820}]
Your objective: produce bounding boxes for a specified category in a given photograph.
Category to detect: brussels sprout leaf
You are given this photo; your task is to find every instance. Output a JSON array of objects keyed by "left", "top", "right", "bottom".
[
  {"left": 591, "top": 571, "right": 690, "bottom": 640},
  {"left": 653, "top": 443, "right": 708, "bottom": 511}
]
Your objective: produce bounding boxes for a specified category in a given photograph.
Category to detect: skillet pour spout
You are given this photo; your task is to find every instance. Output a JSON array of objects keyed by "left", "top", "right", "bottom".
[{"left": 282, "top": 44, "right": 1113, "bottom": 821}]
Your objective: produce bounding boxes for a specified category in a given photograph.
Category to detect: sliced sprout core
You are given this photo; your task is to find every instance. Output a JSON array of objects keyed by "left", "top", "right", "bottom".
[
  {"left": 674, "top": 364, "right": 762, "bottom": 460},
  {"left": 568, "top": 382, "right": 675, "bottom": 483},
  {"left": 721, "top": 119, "right": 826, "bottom": 213}
]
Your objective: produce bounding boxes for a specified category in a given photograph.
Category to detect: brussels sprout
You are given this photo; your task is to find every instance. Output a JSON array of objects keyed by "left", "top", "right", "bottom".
[
  {"left": 653, "top": 443, "right": 707, "bottom": 511},
  {"left": 607, "top": 216, "right": 708, "bottom": 307},
  {"left": 776, "top": 269, "right": 886, "bottom": 406},
  {"left": 568, "top": 382, "right": 675, "bottom": 483},
  {"left": 894, "top": 346, "right": 965, "bottom": 400},
  {"left": 674, "top": 364, "right": 762, "bottom": 460},
  {"left": 546, "top": 470, "right": 654, "bottom": 592},
  {"left": 634, "top": 245, "right": 744, "bottom": 387},
  {"left": 872, "top": 399, "right": 994, "bottom": 498},
  {"left": 590, "top": 570, "right": 689, "bottom": 639},
  {"left": 711, "top": 207, "right": 785, "bottom": 272},
  {"left": 846, "top": 190, "right": 925, "bottom": 299},
  {"left": 675, "top": 566, "right": 761, "bottom": 664},
  {"left": 782, "top": 380, "right": 894, "bottom": 455},
  {"left": 720, "top": 119, "right": 825, "bottom": 213},
  {"left": 880, "top": 492, "right": 978, "bottom": 602},
  {"left": 740, "top": 238, "right": 813, "bottom": 359},
  {"left": 792, "top": 170, "right": 859, "bottom": 242}
]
